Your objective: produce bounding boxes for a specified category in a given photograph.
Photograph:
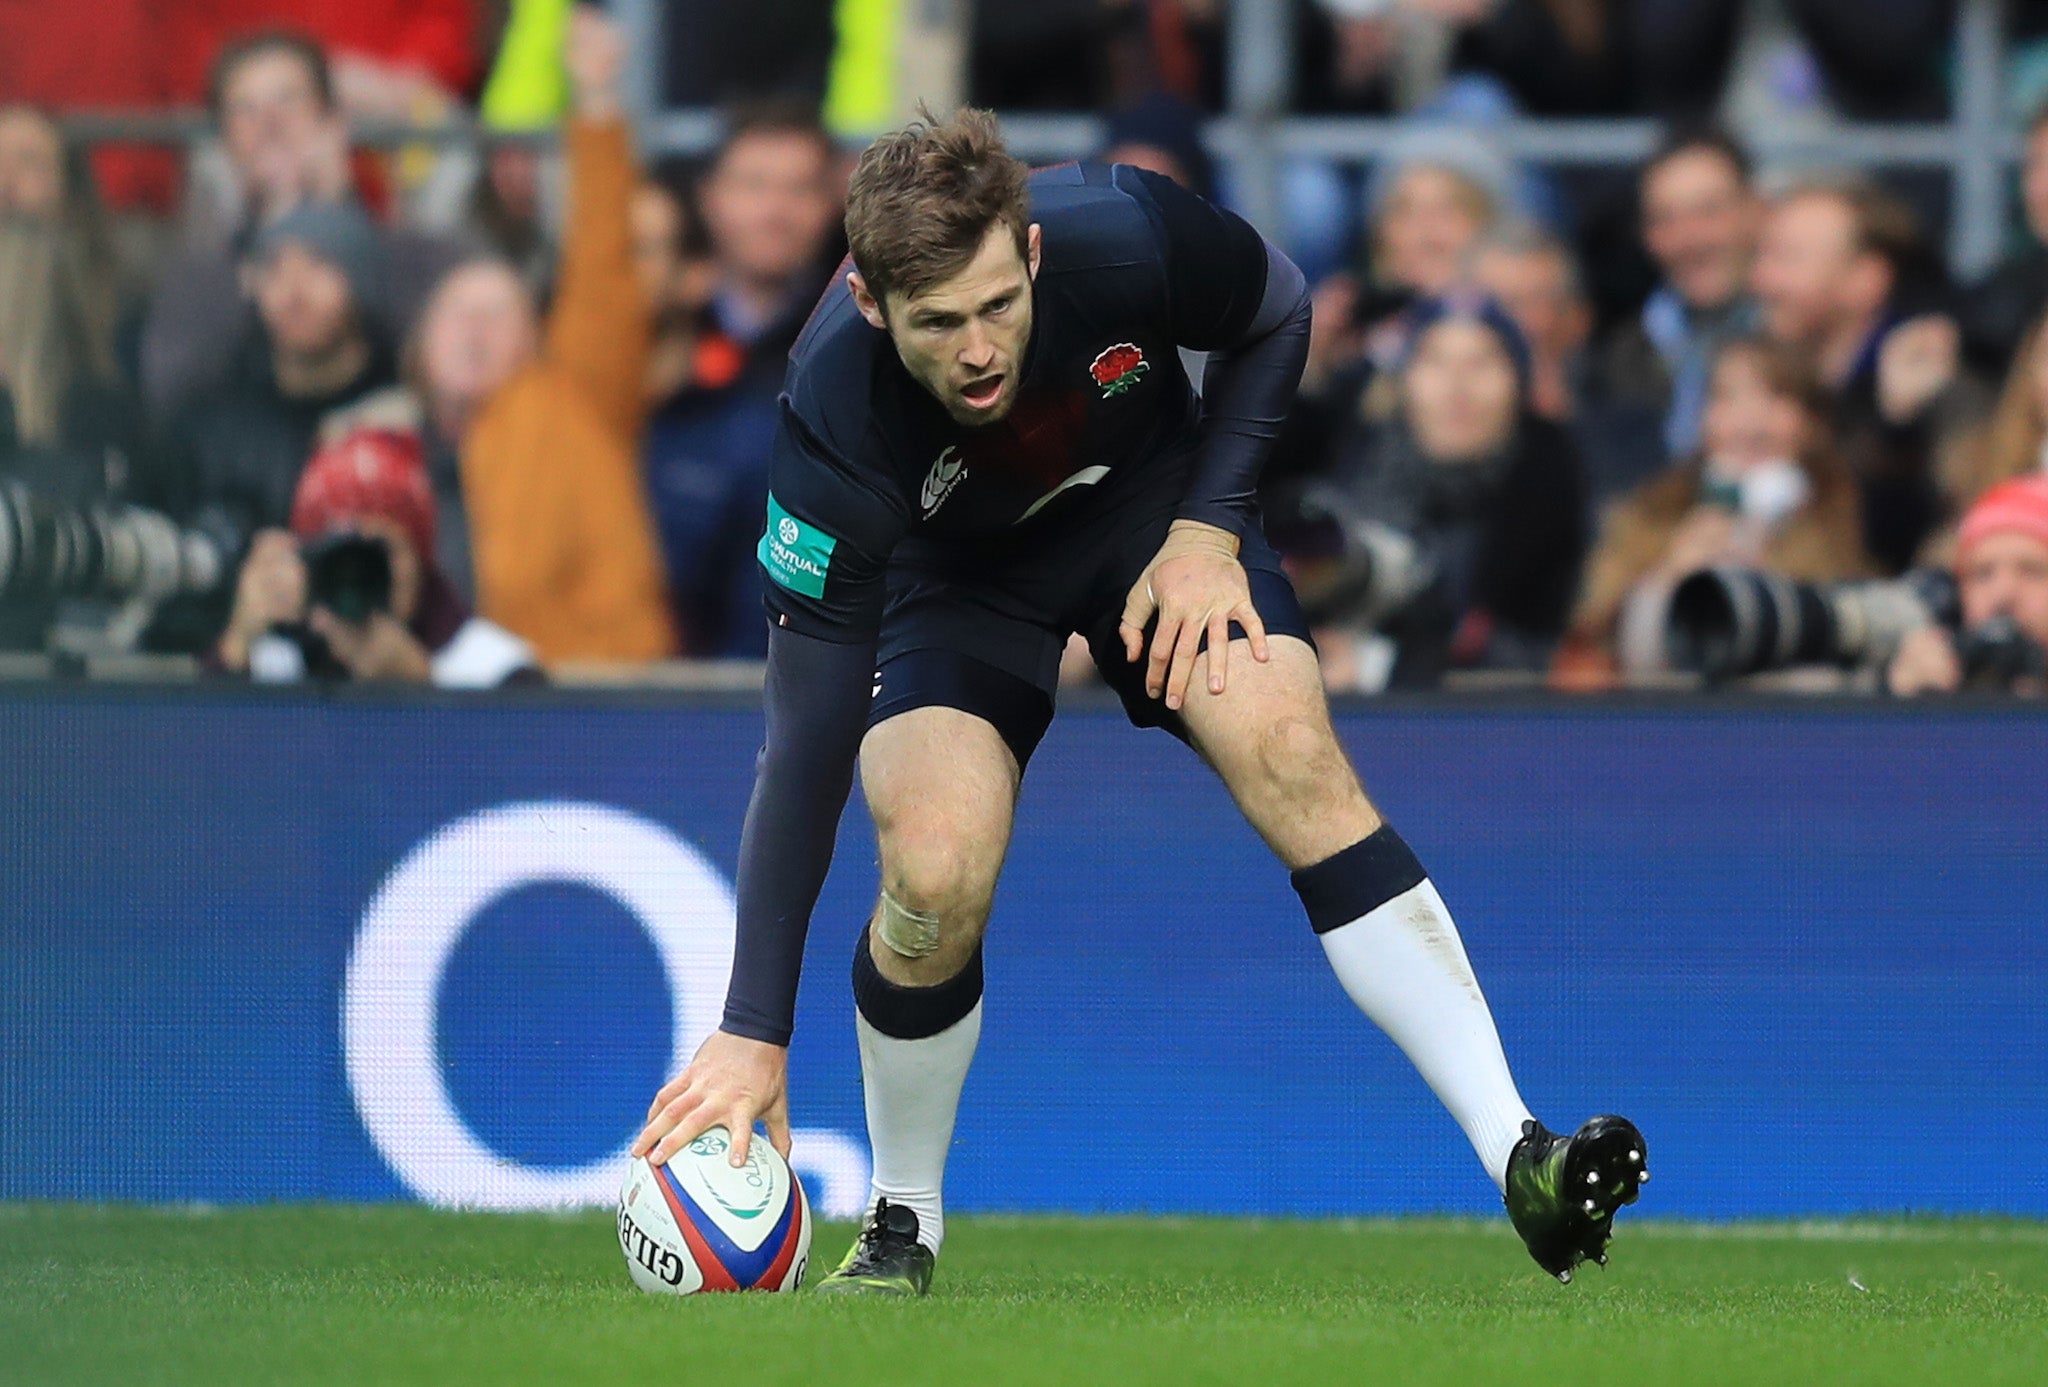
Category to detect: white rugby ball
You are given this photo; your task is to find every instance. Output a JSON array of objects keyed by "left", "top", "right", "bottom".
[{"left": 617, "top": 1128, "right": 811, "bottom": 1294}]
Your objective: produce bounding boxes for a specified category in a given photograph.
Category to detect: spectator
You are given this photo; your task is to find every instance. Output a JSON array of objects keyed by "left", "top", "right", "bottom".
[
  {"left": 1603, "top": 127, "right": 1762, "bottom": 473},
  {"left": 1887, "top": 475, "right": 2048, "bottom": 698},
  {"left": 140, "top": 29, "right": 459, "bottom": 420},
  {"left": 0, "top": 105, "right": 65, "bottom": 222},
  {"left": 0, "top": 108, "right": 137, "bottom": 462},
  {"left": 1367, "top": 139, "right": 1508, "bottom": 314},
  {"left": 1929, "top": 308, "right": 2048, "bottom": 565},
  {"left": 1750, "top": 177, "right": 1978, "bottom": 574},
  {"left": 632, "top": 173, "right": 720, "bottom": 408},
  {"left": 0, "top": 211, "right": 146, "bottom": 651},
  {"left": 1564, "top": 337, "right": 1870, "bottom": 679},
  {"left": 642, "top": 104, "right": 841, "bottom": 658},
  {"left": 1306, "top": 133, "right": 1512, "bottom": 392},
  {"left": 213, "top": 428, "right": 538, "bottom": 688},
  {"left": 1304, "top": 294, "right": 1589, "bottom": 690},
  {"left": 694, "top": 104, "right": 843, "bottom": 387},
  {"left": 1468, "top": 221, "right": 1664, "bottom": 503},
  {"left": 412, "top": 7, "right": 673, "bottom": 666},
  {"left": 1957, "top": 101, "right": 2048, "bottom": 379},
  {"left": 152, "top": 202, "right": 398, "bottom": 558},
  {"left": 459, "top": 137, "right": 558, "bottom": 290}
]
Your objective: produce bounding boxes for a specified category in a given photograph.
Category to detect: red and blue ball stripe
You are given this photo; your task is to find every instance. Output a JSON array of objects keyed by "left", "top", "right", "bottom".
[{"left": 653, "top": 1162, "right": 805, "bottom": 1291}]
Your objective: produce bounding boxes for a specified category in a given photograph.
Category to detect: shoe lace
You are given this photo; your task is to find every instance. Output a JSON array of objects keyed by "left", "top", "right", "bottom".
[{"left": 851, "top": 1199, "right": 909, "bottom": 1265}]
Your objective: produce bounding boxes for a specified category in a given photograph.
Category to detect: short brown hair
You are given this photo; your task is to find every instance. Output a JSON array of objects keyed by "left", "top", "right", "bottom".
[{"left": 844, "top": 107, "right": 1030, "bottom": 305}]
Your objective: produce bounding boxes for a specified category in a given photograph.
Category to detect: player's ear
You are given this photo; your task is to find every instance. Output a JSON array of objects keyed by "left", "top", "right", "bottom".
[
  {"left": 1026, "top": 223, "right": 1043, "bottom": 281},
  {"left": 847, "top": 272, "right": 889, "bottom": 331}
]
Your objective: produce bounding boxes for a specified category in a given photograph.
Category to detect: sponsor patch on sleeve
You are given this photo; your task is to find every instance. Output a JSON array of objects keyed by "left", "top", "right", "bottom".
[{"left": 758, "top": 494, "right": 838, "bottom": 599}]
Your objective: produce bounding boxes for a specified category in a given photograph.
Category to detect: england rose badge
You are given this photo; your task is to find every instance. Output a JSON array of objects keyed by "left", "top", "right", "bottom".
[{"left": 1089, "top": 342, "right": 1149, "bottom": 398}]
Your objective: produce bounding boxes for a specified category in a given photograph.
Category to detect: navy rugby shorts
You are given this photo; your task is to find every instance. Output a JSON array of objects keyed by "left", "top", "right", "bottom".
[{"left": 867, "top": 482, "right": 1313, "bottom": 768}]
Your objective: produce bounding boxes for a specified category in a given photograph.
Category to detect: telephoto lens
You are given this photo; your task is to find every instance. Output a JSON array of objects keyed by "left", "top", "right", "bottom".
[
  {"left": 1666, "top": 568, "right": 1956, "bottom": 682},
  {"left": 0, "top": 481, "right": 230, "bottom": 604}
]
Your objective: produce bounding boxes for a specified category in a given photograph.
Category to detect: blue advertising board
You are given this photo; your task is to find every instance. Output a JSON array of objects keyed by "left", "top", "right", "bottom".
[{"left": 2, "top": 687, "right": 2043, "bottom": 1218}]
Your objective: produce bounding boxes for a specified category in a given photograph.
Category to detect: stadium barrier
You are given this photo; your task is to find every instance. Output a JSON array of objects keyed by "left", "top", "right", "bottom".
[{"left": 3, "top": 685, "right": 2043, "bottom": 1218}]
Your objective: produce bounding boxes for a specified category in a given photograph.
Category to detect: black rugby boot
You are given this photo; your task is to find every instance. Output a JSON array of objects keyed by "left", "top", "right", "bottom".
[
  {"left": 814, "top": 1198, "right": 936, "bottom": 1297},
  {"left": 1504, "top": 1115, "right": 1648, "bottom": 1283}
]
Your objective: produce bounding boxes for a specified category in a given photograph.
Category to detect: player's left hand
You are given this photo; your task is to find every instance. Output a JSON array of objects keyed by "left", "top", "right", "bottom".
[{"left": 1120, "top": 519, "right": 1270, "bottom": 710}]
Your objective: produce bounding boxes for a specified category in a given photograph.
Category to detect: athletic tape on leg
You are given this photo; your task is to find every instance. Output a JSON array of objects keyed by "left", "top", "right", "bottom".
[{"left": 876, "top": 888, "right": 943, "bottom": 958}]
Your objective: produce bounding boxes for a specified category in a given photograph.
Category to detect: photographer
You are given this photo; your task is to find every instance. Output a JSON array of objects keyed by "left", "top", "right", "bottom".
[
  {"left": 213, "top": 428, "right": 536, "bottom": 688},
  {"left": 1566, "top": 337, "right": 1872, "bottom": 680},
  {"left": 1887, "top": 476, "right": 2048, "bottom": 698}
]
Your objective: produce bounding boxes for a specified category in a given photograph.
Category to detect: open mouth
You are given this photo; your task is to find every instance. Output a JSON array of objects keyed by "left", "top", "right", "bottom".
[{"left": 960, "top": 375, "right": 1005, "bottom": 410}]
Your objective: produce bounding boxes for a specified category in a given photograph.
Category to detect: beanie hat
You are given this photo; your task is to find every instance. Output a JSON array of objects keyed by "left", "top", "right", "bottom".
[
  {"left": 1957, "top": 474, "right": 2048, "bottom": 564},
  {"left": 1400, "top": 290, "right": 1534, "bottom": 394},
  {"left": 290, "top": 428, "right": 436, "bottom": 564},
  {"left": 251, "top": 199, "right": 385, "bottom": 313}
]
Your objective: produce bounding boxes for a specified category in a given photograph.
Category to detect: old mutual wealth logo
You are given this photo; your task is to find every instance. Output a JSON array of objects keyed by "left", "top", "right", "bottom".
[{"left": 920, "top": 446, "right": 968, "bottom": 518}]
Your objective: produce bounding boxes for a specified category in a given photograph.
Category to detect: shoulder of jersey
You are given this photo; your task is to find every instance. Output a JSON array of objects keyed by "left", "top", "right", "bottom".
[
  {"left": 1028, "top": 162, "right": 1164, "bottom": 277},
  {"left": 786, "top": 260, "right": 884, "bottom": 457}
]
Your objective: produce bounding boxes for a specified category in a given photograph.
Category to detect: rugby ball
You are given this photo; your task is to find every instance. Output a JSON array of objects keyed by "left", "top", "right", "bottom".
[{"left": 617, "top": 1129, "right": 811, "bottom": 1294}]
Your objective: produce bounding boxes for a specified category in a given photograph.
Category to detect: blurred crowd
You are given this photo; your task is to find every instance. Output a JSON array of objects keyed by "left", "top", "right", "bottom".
[{"left": 2, "top": 0, "right": 2045, "bottom": 696}]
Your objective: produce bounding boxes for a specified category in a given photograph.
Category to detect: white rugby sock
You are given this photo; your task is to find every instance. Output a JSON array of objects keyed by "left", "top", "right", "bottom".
[
  {"left": 1318, "top": 877, "right": 1533, "bottom": 1190},
  {"left": 855, "top": 1001, "right": 980, "bottom": 1253}
]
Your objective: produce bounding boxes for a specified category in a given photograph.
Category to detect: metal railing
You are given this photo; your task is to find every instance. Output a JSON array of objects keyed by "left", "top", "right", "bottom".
[{"left": 56, "top": 0, "right": 2018, "bottom": 278}]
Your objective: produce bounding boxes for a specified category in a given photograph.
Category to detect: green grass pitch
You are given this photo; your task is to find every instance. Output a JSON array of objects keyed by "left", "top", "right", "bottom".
[{"left": 6, "top": 1206, "right": 2046, "bottom": 1385}]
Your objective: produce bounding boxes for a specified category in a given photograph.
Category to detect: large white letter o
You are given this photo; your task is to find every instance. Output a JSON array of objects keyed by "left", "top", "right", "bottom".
[{"left": 341, "top": 802, "right": 734, "bottom": 1209}]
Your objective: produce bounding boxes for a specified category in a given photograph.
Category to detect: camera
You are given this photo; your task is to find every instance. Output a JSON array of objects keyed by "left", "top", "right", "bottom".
[
  {"left": 1667, "top": 566, "right": 2047, "bottom": 688},
  {"left": 1263, "top": 479, "right": 1434, "bottom": 627},
  {"left": 0, "top": 479, "right": 231, "bottom": 606},
  {"left": 1953, "top": 615, "right": 2048, "bottom": 688},
  {"left": 251, "top": 533, "right": 393, "bottom": 681},
  {"left": 302, "top": 532, "right": 392, "bottom": 623}
]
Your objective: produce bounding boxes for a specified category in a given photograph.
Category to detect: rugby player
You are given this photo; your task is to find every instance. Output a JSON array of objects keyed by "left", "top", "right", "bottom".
[{"left": 632, "top": 109, "right": 1645, "bottom": 1291}]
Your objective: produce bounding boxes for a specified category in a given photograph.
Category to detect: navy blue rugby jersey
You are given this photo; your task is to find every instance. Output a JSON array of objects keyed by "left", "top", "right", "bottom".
[{"left": 757, "top": 162, "right": 1285, "bottom": 644}]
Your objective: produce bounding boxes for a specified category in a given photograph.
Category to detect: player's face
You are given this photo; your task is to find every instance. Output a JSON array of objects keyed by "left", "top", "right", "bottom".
[
  {"left": 870, "top": 222, "right": 1041, "bottom": 427},
  {"left": 1960, "top": 531, "right": 2048, "bottom": 646}
]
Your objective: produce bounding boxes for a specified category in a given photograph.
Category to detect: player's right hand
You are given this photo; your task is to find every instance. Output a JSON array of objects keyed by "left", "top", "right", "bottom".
[{"left": 632, "top": 1029, "right": 791, "bottom": 1169}]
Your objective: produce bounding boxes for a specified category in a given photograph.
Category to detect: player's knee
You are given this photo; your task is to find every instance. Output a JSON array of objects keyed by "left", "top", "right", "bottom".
[{"left": 876, "top": 825, "right": 998, "bottom": 950}]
